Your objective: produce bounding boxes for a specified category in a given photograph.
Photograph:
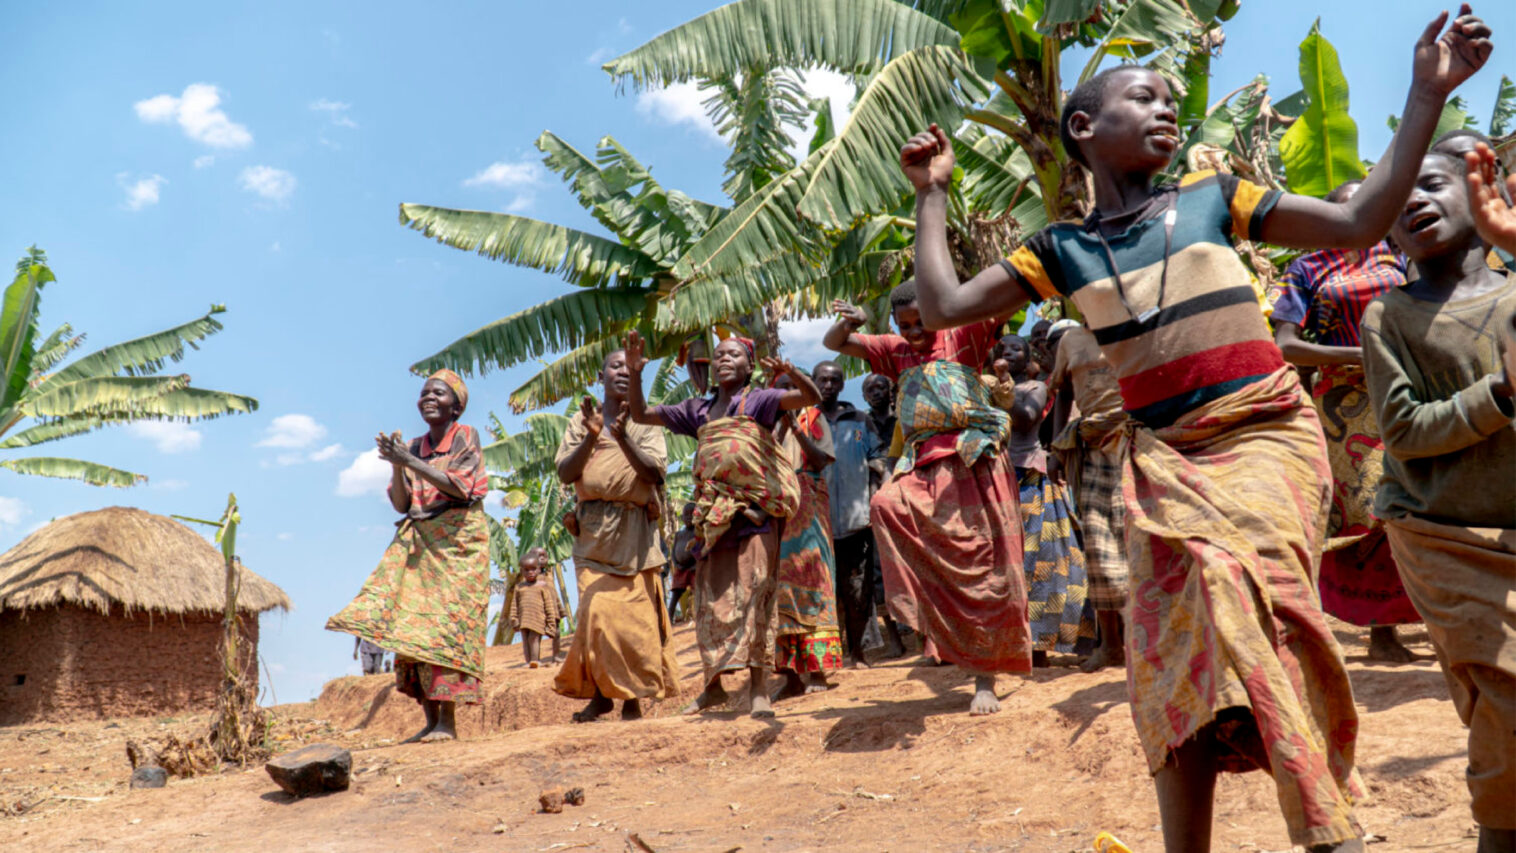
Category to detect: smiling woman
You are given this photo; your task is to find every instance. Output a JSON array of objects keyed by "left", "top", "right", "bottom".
[{"left": 325, "top": 369, "right": 491, "bottom": 744}]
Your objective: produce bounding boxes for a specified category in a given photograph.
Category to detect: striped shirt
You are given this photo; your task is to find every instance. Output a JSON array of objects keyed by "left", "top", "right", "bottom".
[
  {"left": 1002, "top": 171, "right": 1283, "bottom": 428},
  {"left": 1268, "top": 242, "right": 1407, "bottom": 347}
]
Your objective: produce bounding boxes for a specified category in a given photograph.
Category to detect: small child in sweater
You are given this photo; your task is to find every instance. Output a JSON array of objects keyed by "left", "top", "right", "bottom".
[{"left": 511, "top": 557, "right": 562, "bottom": 669}]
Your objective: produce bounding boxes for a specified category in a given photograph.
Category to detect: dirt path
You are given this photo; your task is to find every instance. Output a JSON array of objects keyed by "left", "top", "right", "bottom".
[{"left": 0, "top": 624, "right": 1477, "bottom": 851}]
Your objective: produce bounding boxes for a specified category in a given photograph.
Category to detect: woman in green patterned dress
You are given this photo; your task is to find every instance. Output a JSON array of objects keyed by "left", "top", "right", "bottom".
[{"left": 327, "top": 369, "right": 491, "bottom": 743}]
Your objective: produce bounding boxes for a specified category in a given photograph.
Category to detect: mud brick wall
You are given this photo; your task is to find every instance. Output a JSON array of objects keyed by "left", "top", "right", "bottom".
[{"left": 0, "top": 605, "right": 259, "bottom": 725}]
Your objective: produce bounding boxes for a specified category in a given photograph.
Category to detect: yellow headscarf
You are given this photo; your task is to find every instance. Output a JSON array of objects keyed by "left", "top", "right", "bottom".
[{"left": 428, "top": 369, "right": 469, "bottom": 414}]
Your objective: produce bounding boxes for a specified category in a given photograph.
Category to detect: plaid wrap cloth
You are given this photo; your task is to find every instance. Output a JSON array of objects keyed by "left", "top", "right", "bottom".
[{"left": 893, "top": 361, "right": 1010, "bottom": 476}]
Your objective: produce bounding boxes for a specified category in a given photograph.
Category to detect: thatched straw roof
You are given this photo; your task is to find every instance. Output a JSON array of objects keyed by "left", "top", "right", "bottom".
[{"left": 0, "top": 506, "right": 290, "bottom": 615}]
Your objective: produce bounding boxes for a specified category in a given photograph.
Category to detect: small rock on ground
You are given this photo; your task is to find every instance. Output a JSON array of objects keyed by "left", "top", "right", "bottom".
[{"left": 130, "top": 765, "right": 167, "bottom": 789}]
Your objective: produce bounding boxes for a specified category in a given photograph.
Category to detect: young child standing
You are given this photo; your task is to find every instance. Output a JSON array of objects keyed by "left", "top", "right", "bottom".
[
  {"left": 825, "top": 286, "right": 1030, "bottom": 715},
  {"left": 896, "top": 8, "right": 1490, "bottom": 848},
  {"left": 511, "top": 554, "right": 561, "bottom": 669},
  {"left": 1362, "top": 149, "right": 1515, "bottom": 853}
]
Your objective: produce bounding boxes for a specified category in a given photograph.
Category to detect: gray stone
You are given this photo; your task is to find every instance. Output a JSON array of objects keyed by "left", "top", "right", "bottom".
[
  {"left": 130, "top": 765, "right": 167, "bottom": 789},
  {"left": 264, "top": 743, "right": 351, "bottom": 797}
]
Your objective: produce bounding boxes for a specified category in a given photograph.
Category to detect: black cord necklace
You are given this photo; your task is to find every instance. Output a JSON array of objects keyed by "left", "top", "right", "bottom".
[{"left": 1087, "top": 192, "right": 1177, "bottom": 326}]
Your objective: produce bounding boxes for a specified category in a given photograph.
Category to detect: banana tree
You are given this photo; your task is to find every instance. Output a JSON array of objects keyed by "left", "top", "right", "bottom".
[{"left": 0, "top": 249, "right": 259, "bottom": 486}]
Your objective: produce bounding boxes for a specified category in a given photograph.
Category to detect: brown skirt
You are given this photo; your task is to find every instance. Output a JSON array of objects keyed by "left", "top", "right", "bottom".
[
  {"left": 554, "top": 566, "right": 682, "bottom": 701},
  {"left": 693, "top": 527, "right": 781, "bottom": 683}
]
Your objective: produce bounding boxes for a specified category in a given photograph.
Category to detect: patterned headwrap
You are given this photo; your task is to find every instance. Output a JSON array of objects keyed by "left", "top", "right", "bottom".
[
  {"left": 427, "top": 369, "right": 469, "bottom": 414},
  {"left": 730, "top": 337, "right": 756, "bottom": 361}
]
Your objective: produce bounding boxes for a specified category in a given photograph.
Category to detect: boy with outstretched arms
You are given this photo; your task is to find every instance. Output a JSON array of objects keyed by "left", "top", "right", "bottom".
[
  {"left": 1361, "top": 149, "right": 1515, "bottom": 853},
  {"left": 824, "top": 288, "right": 1030, "bottom": 714},
  {"left": 898, "top": 8, "right": 1490, "bottom": 850}
]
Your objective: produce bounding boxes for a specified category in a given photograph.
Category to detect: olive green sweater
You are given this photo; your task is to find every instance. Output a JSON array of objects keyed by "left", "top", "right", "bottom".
[{"left": 1361, "top": 276, "right": 1516, "bottom": 528}]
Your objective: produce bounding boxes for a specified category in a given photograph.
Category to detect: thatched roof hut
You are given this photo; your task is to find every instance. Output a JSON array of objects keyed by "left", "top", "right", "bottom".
[
  {"left": 0, "top": 506, "right": 291, "bottom": 725},
  {"left": 0, "top": 505, "right": 290, "bottom": 615}
]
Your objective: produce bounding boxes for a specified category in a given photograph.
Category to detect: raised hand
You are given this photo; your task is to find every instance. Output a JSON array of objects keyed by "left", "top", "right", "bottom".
[
  {"left": 580, "top": 395, "right": 604, "bottom": 437},
  {"left": 992, "top": 358, "right": 1012, "bottom": 381},
  {"left": 624, "top": 330, "right": 648, "bottom": 373},
  {"left": 759, "top": 356, "right": 795, "bottom": 379},
  {"left": 832, "top": 299, "right": 868, "bottom": 328},
  {"left": 375, "top": 430, "right": 409, "bottom": 466},
  {"left": 899, "top": 123, "right": 955, "bottom": 192},
  {"left": 1466, "top": 143, "right": 1516, "bottom": 255},
  {"left": 609, "top": 407, "right": 630, "bottom": 442},
  {"left": 1412, "top": 4, "right": 1493, "bottom": 97}
]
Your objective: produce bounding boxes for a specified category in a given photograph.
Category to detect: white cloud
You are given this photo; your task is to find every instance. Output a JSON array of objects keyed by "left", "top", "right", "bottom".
[
  {"left": 636, "top": 81, "right": 721, "bottom": 142},
  {"left": 336, "top": 449, "right": 392, "bottom": 497},
  {"left": 791, "top": 69, "right": 856, "bottom": 159},
  {"left": 118, "top": 173, "right": 166, "bottom": 211},
  {"left": 276, "top": 532, "right": 293, "bottom": 541},
  {"left": 151, "top": 478, "right": 190, "bottom": 491},
  {"left": 134, "top": 83, "right": 252, "bottom": 149},
  {"left": 256, "top": 414, "right": 327, "bottom": 449},
  {"left": 127, "top": 421, "right": 202, "bottom": 454},
  {"left": 0, "top": 497, "right": 31, "bottom": 528},
  {"left": 310, "top": 98, "right": 358, "bottom": 129},
  {"left": 585, "top": 46, "right": 613, "bottom": 65},
  {"left": 463, "top": 158, "right": 542, "bottom": 189},
  {"left": 239, "top": 165, "right": 297, "bottom": 202},
  {"left": 777, "top": 317, "right": 839, "bottom": 373},
  {"left": 193, "top": 154, "right": 215, "bottom": 169},
  {"left": 309, "top": 442, "right": 344, "bottom": 462},
  {"left": 505, "top": 193, "right": 535, "bottom": 213}
]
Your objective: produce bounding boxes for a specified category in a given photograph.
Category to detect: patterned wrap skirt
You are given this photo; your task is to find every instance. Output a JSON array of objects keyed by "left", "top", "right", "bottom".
[
  {"left": 871, "top": 450, "right": 1031, "bottom": 674},
  {"left": 774, "top": 470, "right": 844, "bottom": 675},
  {"left": 1311, "top": 365, "right": 1420, "bottom": 625},
  {"left": 1054, "top": 416, "right": 1131, "bottom": 611},
  {"left": 694, "top": 527, "right": 781, "bottom": 682},
  {"left": 1017, "top": 466, "right": 1097, "bottom": 655},
  {"left": 327, "top": 504, "right": 491, "bottom": 706},
  {"left": 1119, "top": 368, "right": 1364, "bottom": 848}
]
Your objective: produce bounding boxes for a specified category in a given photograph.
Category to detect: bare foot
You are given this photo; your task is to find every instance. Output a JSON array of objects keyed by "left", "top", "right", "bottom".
[
  {"left": 620, "top": 700, "right": 643, "bottom": 721},
  {"left": 749, "top": 692, "right": 775, "bottom": 719},
  {"left": 880, "top": 640, "right": 907, "bottom": 661},
  {"left": 572, "top": 695, "right": 614, "bottom": 723},
  {"left": 400, "top": 725, "right": 434, "bottom": 744},
  {"left": 681, "top": 681, "right": 729, "bottom": 715},
  {"left": 1367, "top": 626, "right": 1415, "bottom": 664},
  {"left": 417, "top": 728, "right": 456, "bottom": 743},
  {"left": 969, "top": 675, "right": 1000, "bottom": 716},
  {"left": 803, "top": 675, "right": 831, "bottom": 695},
  {"left": 1307, "top": 838, "right": 1365, "bottom": 853},
  {"left": 849, "top": 655, "right": 871, "bottom": 669},
  {"left": 1080, "top": 642, "right": 1125, "bottom": 673},
  {"left": 769, "top": 672, "right": 806, "bottom": 703}
]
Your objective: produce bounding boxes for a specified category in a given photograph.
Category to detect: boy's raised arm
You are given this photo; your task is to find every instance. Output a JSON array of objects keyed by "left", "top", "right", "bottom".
[
  {"left": 904, "top": 125, "right": 1032, "bottom": 330},
  {"left": 1261, "top": 6, "right": 1492, "bottom": 250},
  {"left": 823, "top": 300, "right": 873, "bottom": 359}
]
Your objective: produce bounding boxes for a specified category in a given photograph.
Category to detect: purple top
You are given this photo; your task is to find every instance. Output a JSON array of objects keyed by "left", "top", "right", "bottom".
[{"left": 654, "top": 387, "right": 786, "bottom": 437}]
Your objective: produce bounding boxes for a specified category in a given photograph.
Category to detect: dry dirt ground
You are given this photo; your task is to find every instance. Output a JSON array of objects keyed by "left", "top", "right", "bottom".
[{"left": 0, "top": 622, "right": 1480, "bottom": 852}]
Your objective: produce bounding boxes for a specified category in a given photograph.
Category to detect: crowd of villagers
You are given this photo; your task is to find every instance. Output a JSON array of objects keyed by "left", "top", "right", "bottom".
[{"left": 326, "top": 8, "right": 1516, "bottom": 852}]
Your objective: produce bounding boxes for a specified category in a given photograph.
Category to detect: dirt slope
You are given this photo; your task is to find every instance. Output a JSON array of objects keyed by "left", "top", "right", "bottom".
[{"left": 0, "top": 623, "right": 1478, "bottom": 852}]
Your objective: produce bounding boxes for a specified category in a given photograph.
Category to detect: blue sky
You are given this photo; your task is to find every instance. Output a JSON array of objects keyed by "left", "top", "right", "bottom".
[{"left": 1, "top": 1, "right": 1509, "bottom": 704}]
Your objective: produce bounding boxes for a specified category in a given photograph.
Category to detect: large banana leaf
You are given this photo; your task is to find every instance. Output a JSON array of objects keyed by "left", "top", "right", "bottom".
[
  {"left": 670, "top": 141, "right": 834, "bottom": 283},
  {"left": 1278, "top": 22, "right": 1365, "bottom": 198},
  {"left": 602, "top": 0, "right": 957, "bottom": 89},
  {"left": 797, "top": 44, "right": 991, "bottom": 230},
  {"left": 410, "top": 288, "right": 652, "bottom": 377},
  {"left": 1, "top": 252, "right": 53, "bottom": 413},
  {"left": 506, "top": 338, "right": 628, "bottom": 414},
  {"left": 1, "top": 416, "right": 116, "bottom": 448},
  {"left": 1078, "top": 0, "right": 1196, "bottom": 84},
  {"left": 707, "top": 68, "right": 809, "bottom": 200},
  {"left": 29, "top": 324, "right": 82, "bottom": 376},
  {"left": 958, "top": 134, "right": 1035, "bottom": 213},
  {"left": 1491, "top": 75, "right": 1515, "bottom": 137},
  {"left": 0, "top": 456, "right": 144, "bottom": 487},
  {"left": 589, "top": 137, "right": 725, "bottom": 264},
  {"left": 398, "top": 203, "right": 659, "bottom": 288},
  {"left": 25, "top": 376, "right": 257, "bottom": 420},
  {"left": 43, "top": 305, "right": 228, "bottom": 386},
  {"left": 482, "top": 413, "right": 570, "bottom": 479}
]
